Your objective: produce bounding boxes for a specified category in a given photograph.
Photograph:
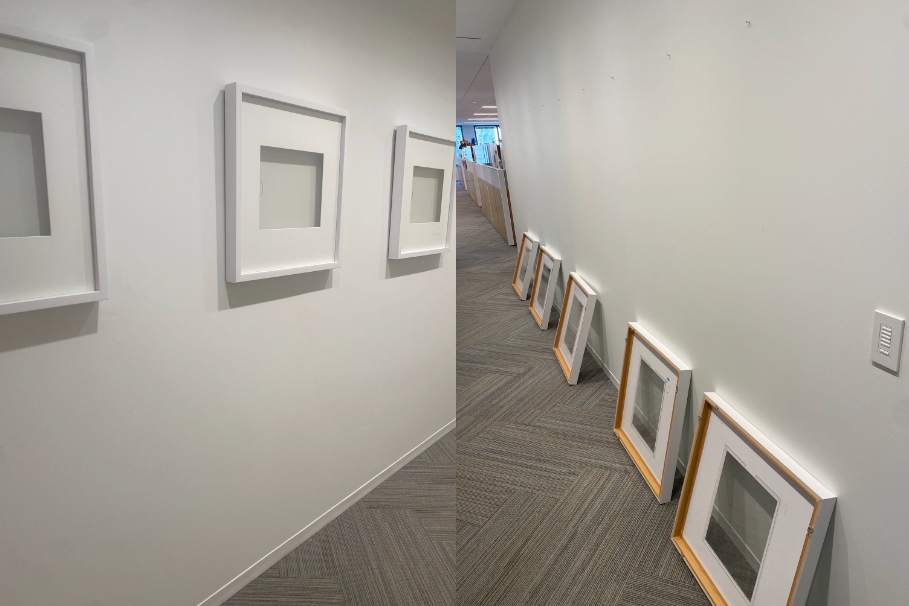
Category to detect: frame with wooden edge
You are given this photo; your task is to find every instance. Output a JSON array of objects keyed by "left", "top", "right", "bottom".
[
  {"left": 0, "top": 22, "right": 108, "bottom": 316},
  {"left": 614, "top": 322, "right": 691, "bottom": 503},
  {"left": 388, "top": 124, "right": 456, "bottom": 259},
  {"left": 552, "top": 272, "right": 597, "bottom": 385},
  {"left": 225, "top": 82, "right": 348, "bottom": 282},
  {"left": 511, "top": 232, "right": 538, "bottom": 300},
  {"left": 672, "top": 393, "right": 836, "bottom": 606},
  {"left": 528, "top": 246, "right": 561, "bottom": 329}
]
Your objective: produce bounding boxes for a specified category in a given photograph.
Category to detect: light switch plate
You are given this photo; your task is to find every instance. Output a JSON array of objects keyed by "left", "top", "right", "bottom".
[{"left": 871, "top": 310, "right": 904, "bottom": 373}]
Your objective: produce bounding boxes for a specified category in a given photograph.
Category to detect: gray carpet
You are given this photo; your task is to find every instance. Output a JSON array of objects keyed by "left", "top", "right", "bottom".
[
  {"left": 222, "top": 183, "right": 709, "bottom": 606},
  {"left": 223, "top": 432, "right": 455, "bottom": 606},
  {"left": 455, "top": 184, "right": 710, "bottom": 605}
]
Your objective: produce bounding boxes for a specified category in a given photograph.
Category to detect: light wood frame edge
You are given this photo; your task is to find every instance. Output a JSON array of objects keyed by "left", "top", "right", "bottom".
[
  {"left": 671, "top": 394, "right": 825, "bottom": 606},
  {"left": 511, "top": 233, "right": 533, "bottom": 297},
  {"left": 528, "top": 247, "right": 553, "bottom": 328},
  {"left": 613, "top": 323, "right": 688, "bottom": 503},
  {"left": 551, "top": 273, "right": 596, "bottom": 382}
]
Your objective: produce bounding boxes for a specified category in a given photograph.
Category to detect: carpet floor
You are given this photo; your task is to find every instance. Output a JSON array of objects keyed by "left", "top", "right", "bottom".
[
  {"left": 222, "top": 183, "right": 710, "bottom": 606},
  {"left": 223, "top": 433, "right": 455, "bottom": 606},
  {"left": 455, "top": 184, "right": 710, "bottom": 605}
]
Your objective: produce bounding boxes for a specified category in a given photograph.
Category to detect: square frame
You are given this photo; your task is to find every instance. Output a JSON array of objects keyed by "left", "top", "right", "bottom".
[
  {"left": 0, "top": 21, "right": 107, "bottom": 316},
  {"left": 614, "top": 322, "right": 692, "bottom": 503},
  {"left": 225, "top": 82, "right": 349, "bottom": 282},
  {"left": 528, "top": 246, "right": 561, "bottom": 329},
  {"left": 552, "top": 272, "right": 598, "bottom": 385},
  {"left": 512, "top": 232, "right": 539, "bottom": 300},
  {"left": 672, "top": 393, "right": 836, "bottom": 606},
  {"left": 388, "top": 125, "right": 456, "bottom": 259}
]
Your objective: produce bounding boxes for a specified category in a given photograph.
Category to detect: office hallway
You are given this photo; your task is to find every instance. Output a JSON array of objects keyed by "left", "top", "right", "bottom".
[{"left": 455, "top": 185, "right": 710, "bottom": 605}]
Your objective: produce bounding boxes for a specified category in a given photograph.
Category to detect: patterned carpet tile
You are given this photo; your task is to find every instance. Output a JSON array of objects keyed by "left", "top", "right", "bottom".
[
  {"left": 224, "top": 434, "right": 455, "bottom": 606},
  {"left": 455, "top": 185, "right": 709, "bottom": 606}
]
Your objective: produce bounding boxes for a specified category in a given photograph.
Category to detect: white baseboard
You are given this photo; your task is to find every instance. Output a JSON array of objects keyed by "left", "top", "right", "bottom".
[
  {"left": 197, "top": 419, "right": 456, "bottom": 606},
  {"left": 584, "top": 342, "right": 620, "bottom": 390}
]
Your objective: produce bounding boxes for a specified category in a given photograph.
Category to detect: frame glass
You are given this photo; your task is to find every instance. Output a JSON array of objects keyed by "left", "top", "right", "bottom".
[
  {"left": 614, "top": 322, "right": 691, "bottom": 503},
  {"left": 552, "top": 272, "right": 597, "bottom": 385},
  {"left": 672, "top": 393, "right": 837, "bottom": 606}
]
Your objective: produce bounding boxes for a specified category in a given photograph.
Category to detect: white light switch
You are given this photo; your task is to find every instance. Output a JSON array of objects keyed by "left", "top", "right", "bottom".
[{"left": 871, "top": 310, "right": 904, "bottom": 373}]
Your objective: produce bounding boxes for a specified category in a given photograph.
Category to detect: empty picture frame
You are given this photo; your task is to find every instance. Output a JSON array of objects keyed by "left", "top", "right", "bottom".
[
  {"left": 388, "top": 125, "right": 456, "bottom": 259},
  {"left": 512, "top": 232, "right": 539, "bottom": 300},
  {"left": 553, "top": 272, "right": 598, "bottom": 385},
  {"left": 528, "top": 246, "right": 561, "bottom": 329},
  {"left": 0, "top": 22, "right": 107, "bottom": 316},
  {"left": 672, "top": 393, "right": 836, "bottom": 606},
  {"left": 614, "top": 322, "right": 692, "bottom": 503},
  {"left": 225, "top": 82, "right": 348, "bottom": 282}
]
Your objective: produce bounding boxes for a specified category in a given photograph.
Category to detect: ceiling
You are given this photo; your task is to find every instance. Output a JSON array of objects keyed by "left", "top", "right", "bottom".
[{"left": 456, "top": 0, "right": 522, "bottom": 125}]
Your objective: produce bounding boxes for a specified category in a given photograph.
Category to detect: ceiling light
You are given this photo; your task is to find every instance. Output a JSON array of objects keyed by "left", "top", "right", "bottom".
[
  {"left": 482, "top": 106, "right": 497, "bottom": 109},
  {"left": 474, "top": 112, "right": 497, "bottom": 115}
]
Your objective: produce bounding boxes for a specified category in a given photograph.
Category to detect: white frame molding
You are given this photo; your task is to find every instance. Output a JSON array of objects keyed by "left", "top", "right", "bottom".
[
  {"left": 512, "top": 232, "right": 539, "bottom": 300},
  {"left": 225, "top": 82, "right": 349, "bottom": 282},
  {"left": 388, "top": 124, "right": 456, "bottom": 259},
  {"left": 0, "top": 22, "right": 108, "bottom": 316},
  {"left": 528, "top": 245, "right": 561, "bottom": 329},
  {"left": 614, "top": 322, "right": 692, "bottom": 503},
  {"left": 552, "top": 272, "right": 598, "bottom": 385},
  {"left": 672, "top": 393, "right": 836, "bottom": 606}
]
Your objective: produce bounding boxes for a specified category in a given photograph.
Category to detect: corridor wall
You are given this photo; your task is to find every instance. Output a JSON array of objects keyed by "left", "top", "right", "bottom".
[
  {"left": 490, "top": 1, "right": 909, "bottom": 604},
  {"left": 0, "top": 1, "right": 455, "bottom": 605}
]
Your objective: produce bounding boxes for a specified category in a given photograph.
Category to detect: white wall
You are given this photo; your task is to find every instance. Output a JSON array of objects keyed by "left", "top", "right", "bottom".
[
  {"left": 491, "top": 1, "right": 909, "bottom": 604},
  {"left": 0, "top": 2, "right": 454, "bottom": 605}
]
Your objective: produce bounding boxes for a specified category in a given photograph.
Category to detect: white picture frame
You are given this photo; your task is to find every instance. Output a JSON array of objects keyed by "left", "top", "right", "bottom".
[
  {"left": 388, "top": 125, "right": 456, "bottom": 259},
  {"left": 528, "top": 245, "right": 561, "bottom": 329},
  {"left": 614, "top": 322, "right": 692, "bottom": 503},
  {"left": 673, "top": 393, "right": 836, "bottom": 606},
  {"left": 225, "top": 82, "right": 348, "bottom": 282},
  {"left": 0, "top": 22, "right": 107, "bottom": 316},
  {"left": 552, "top": 272, "right": 598, "bottom": 385},
  {"left": 511, "top": 232, "right": 538, "bottom": 300}
]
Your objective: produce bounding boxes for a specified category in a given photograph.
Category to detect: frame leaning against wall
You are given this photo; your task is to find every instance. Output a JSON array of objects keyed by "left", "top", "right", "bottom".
[
  {"left": 552, "top": 271, "right": 598, "bottom": 385},
  {"left": 528, "top": 245, "right": 561, "bottom": 330},
  {"left": 0, "top": 21, "right": 108, "bottom": 316},
  {"left": 672, "top": 392, "right": 836, "bottom": 606},
  {"left": 614, "top": 322, "right": 691, "bottom": 503},
  {"left": 225, "top": 82, "right": 349, "bottom": 282},
  {"left": 512, "top": 232, "right": 539, "bottom": 300}
]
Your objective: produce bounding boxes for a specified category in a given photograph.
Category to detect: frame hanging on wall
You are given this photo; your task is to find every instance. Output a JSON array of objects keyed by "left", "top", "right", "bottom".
[
  {"left": 528, "top": 245, "right": 561, "bottom": 329},
  {"left": 614, "top": 322, "right": 691, "bottom": 503},
  {"left": 552, "top": 272, "right": 597, "bottom": 385},
  {"left": 512, "top": 232, "right": 538, "bottom": 300},
  {"left": 225, "top": 82, "right": 348, "bottom": 282},
  {"left": 672, "top": 392, "right": 836, "bottom": 606},
  {"left": 0, "top": 22, "right": 108, "bottom": 316},
  {"left": 388, "top": 124, "right": 456, "bottom": 259}
]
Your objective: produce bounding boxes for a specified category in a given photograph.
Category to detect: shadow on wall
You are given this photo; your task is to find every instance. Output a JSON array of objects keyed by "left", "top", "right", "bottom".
[
  {"left": 0, "top": 302, "right": 98, "bottom": 354},
  {"left": 386, "top": 254, "right": 441, "bottom": 279},
  {"left": 806, "top": 507, "right": 842, "bottom": 605},
  {"left": 211, "top": 90, "right": 335, "bottom": 310}
]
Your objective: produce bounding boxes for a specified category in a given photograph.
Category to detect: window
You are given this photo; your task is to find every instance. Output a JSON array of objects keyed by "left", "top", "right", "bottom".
[
  {"left": 474, "top": 126, "right": 498, "bottom": 145},
  {"left": 474, "top": 126, "right": 498, "bottom": 164},
  {"left": 455, "top": 126, "right": 472, "bottom": 160}
]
